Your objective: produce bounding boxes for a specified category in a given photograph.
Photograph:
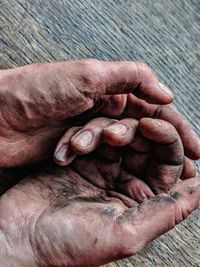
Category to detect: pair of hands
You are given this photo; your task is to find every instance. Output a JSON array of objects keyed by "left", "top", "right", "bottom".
[{"left": 0, "top": 59, "right": 200, "bottom": 267}]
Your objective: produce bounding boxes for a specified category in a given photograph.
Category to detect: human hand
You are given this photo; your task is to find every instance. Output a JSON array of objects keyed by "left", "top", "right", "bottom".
[
  {"left": 0, "top": 147, "right": 199, "bottom": 267},
  {"left": 0, "top": 60, "right": 199, "bottom": 167},
  {"left": 54, "top": 117, "right": 196, "bottom": 201}
]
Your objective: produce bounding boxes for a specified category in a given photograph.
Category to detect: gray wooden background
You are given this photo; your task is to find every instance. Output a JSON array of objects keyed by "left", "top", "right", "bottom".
[{"left": 0, "top": 0, "right": 200, "bottom": 266}]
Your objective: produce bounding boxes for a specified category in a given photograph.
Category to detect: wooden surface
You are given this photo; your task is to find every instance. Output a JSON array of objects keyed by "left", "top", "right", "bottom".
[{"left": 0, "top": 0, "right": 200, "bottom": 266}]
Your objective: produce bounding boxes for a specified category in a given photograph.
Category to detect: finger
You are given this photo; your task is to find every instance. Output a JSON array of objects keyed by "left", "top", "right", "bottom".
[
  {"left": 54, "top": 127, "right": 79, "bottom": 166},
  {"left": 123, "top": 94, "right": 200, "bottom": 160},
  {"left": 103, "top": 118, "right": 138, "bottom": 146},
  {"left": 70, "top": 118, "right": 114, "bottom": 154},
  {"left": 139, "top": 118, "right": 184, "bottom": 193},
  {"left": 100, "top": 61, "right": 173, "bottom": 104},
  {"left": 154, "top": 105, "right": 200, "bottom": 160},
  {"left": 139, "top": 118, "right": 184, "bottom": 163},
  {"left": 181, "top": 157, "right": 196, "bottom": 180},
  {"left": 118, "top": 170, "right": 154, "bottom": 203},
  {"left": 122, "top": 177, "right": 200, "bottom": 254},
  {"left": 122, "top": 93, "right": 158, "bottom": 120},
  {"left": 122, "top": 132, "right": 151, "bottom": 175},
  {"left": 58, "top": 117, "right": 137, "bottom": 161},
  {"left": 101, "top": 94, "right": 127, "bottom": 117}
]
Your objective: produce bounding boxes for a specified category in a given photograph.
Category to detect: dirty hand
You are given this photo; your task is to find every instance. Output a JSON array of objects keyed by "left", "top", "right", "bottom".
[
  {"left": 0, "top": 119, "right": 199, "bottom": 267},
  {"left": 54, "top": 117, "right": 196, "bottom": 201},
  {"left": 0, "top": 59, "right": 200, "bottom": 167}
]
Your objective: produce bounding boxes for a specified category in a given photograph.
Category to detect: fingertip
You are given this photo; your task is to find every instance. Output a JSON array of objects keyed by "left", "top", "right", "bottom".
[
  {"left": 71, "top": 130, "right": 94, "bottom": 147},
  {"left": 159, "top": 83, "right": 174, "bottom": 102},
  {"left": 138, "top": 85, "right": 173, "bottom": 105},
  {"left": 181, "top": 157, "right": 197, "bottom": 180},
  {"left": 70, "top": 130, "right": 95, "bottom": 154},
  {"left": 103, "top": 119, "right": 138, "bottom": 146},
  {"left": 105, "top": 123, "right": 128, "bottom": 136},
  {"left": 102, "top": 61, "right": 173, "bottom": 105},
  {"left": 103, "top": 129, "right": 127, "bottom": 146},
  {"left": 185, "top": 138, "right": 200, "bottom": 160},
  {"left": 54, "top": 155, "right": 76, "bottom": 166},
  {"left": 54, "top": 144, "right": 76, "bottom": 166},
  {"left": 103, "top": 122, "right": 128, "bottom": 145},
  {"left": 133, "top": 63, "right": 173, "bottom": 104},
  {"left": 139, "top": 117, "right": 161, "bottom": 128},
  {"left": 139, "top": 118, "right": 177, "bottom": 144},
  {"left": 153, "top": 104, "right": 200, "bottom": 160}
]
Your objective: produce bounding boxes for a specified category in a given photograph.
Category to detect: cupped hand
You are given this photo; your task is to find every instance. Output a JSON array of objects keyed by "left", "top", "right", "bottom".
[
  {"left": 54, "top": 117, "right": 196, "bottom": 201},
  {"left": 0, "top": 60, "right": 200, "bottom": 167},
  {"left": 0, "top": 154, "right": 199, "bottom": 267}
]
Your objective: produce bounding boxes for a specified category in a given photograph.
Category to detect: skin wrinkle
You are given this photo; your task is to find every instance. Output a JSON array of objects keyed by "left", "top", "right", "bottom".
[
  {"left": 0, "top": 63, "right": 91, "bottom": 131},
  {"left": 152, "top": 104, "right": 162, "bottom": 119},
  {"left": 51, "top": 186, "right": 104, "bottom": 210},
  {"left": 153, "top": 154, "right": 184, "bottom": 166},
  {"left": 60, "top": 117, "right": 187, "bottom": 202},
  {"left": 102, "top": 95, "right": 127, "bottom": 117},
  {"left": 71, "top": 161, "right": 108, "bottom": 191},
  {"left": 0, "top": 162, "right": 200, "bottom": 267},
  {"left": 0, "top": 60, "right": 199, "bottom": 169},
  {"left": 133, "top": 63, "right": 156, "bottom": 103},
  {"left": 133, "top": 82, "right": 147, "bottom": 100},
  {"left": 54, "top": 169, "right": 128, "bottom": 209},
  {"left": 29, "top": 208, "right": 59, "bottom": 267},
  {"left": 0, "top": 60, "right": 200, "bottom": 266},
  {"left": 27, "top": 168, "right": 108, "bottom": 267}
]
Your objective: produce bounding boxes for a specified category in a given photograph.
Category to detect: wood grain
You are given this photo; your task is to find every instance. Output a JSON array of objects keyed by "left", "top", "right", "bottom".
[{"left": 0, "top": 0, "right": 200, "bottom": 266}]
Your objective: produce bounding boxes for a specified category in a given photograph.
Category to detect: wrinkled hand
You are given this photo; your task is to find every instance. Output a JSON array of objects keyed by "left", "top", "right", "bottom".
[
  {"left": 0, "top": 119, "right": 200, "bottom": 267},
  {"left": 0, "top": 161, "right": 199, "bottom": 267},
  {"left": 0, "top": 60, "right": 200, "bottom": 167},
  {"left": 54, "top": 117, "right": 196, "bottom": 200}
]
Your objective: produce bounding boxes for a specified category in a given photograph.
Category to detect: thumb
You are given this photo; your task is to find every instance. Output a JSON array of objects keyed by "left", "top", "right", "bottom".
[
  {"left": 124, "top": 177, "right": 200, "bottom": 254},
  {"left": 94, "top": 60, "right": 173, "bottom": 104}
]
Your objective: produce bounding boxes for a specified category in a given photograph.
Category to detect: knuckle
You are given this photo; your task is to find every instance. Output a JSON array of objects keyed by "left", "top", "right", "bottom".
[
  {"left": 77, "top": 59, "right": 104, "bottom": 96},
  {"left": 79, "top": 59, "right": 101, "bottom": 77},
  {"left": 136, "top": 61, "right": 152, "bottom": 73}
]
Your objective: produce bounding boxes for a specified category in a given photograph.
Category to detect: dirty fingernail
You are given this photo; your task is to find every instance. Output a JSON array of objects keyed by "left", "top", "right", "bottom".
[
  {"left": 159, "top": 82, "right": 174, "bottom": 98},
  {"left": 73, "top": 131, "right": 93, "bottom": 146},
  {"left": 107, "top": 124, "right": 127, "bottom": 135},
  {"left": 54, "top": 144, "right": 68, "bottom": 161}
]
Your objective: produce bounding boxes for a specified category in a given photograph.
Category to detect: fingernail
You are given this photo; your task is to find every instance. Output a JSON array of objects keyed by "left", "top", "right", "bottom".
[
  {"left": 153, "top": 120, "right": 162, "bottom": 127},
  {"left": 159, "top": 82, "right": 174, "bottom": 98},
  {"left": 107, "top": 124, "right": 127, "bottom": 135},
  {"left": 54, "top": 144, "right": 68, "bottom": 161},
  {"left": 73, "top": 130, "right": 93, "bottom": 146}
]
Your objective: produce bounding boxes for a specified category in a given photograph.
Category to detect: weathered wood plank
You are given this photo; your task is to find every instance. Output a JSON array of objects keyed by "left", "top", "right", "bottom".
[{"left": 0, "top": 0, "right": 200, "bottom": 266}]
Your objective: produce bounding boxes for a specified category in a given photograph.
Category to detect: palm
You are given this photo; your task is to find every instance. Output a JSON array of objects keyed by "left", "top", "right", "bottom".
[
  {"left": 0, "top": 162, "right": 141, "bottom": 267},
  {"left": 0, "top": 154, "right": 199, "bottom": 267}
]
